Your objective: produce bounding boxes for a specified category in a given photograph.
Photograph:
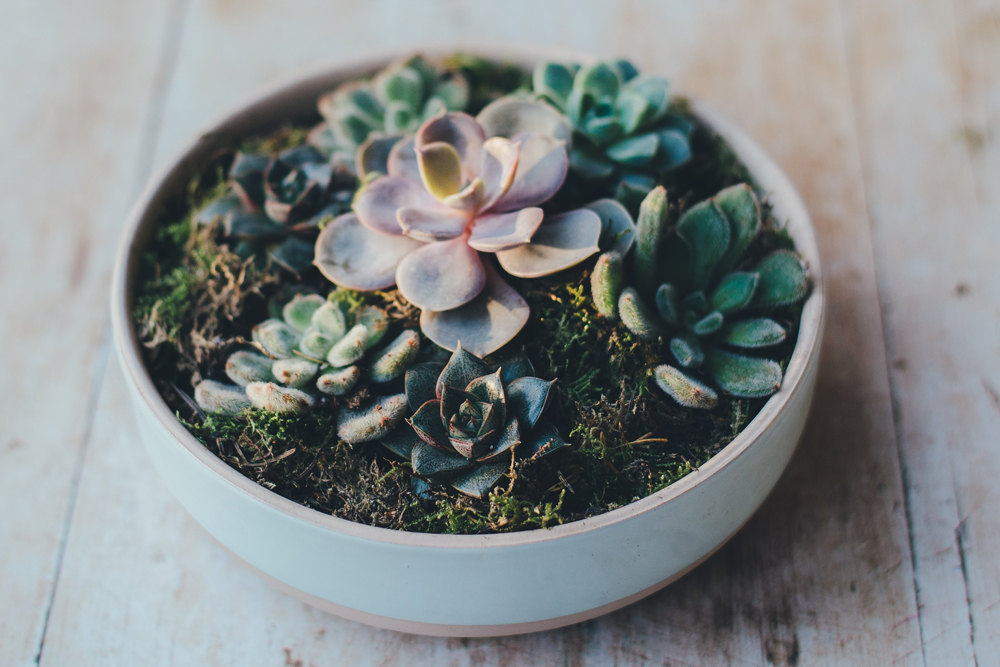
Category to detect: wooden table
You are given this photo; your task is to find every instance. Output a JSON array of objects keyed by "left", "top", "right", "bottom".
[{"left": 3, "top": 1, "right": 997, "bottom": 664}]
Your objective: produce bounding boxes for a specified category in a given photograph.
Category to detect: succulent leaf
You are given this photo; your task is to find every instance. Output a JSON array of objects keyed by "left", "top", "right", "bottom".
[
  {"left": 252, "top": 319, "right": 302, "bottom": 359},
  {"left": 676, "top": 200, "right": 731, "bottom": 291},
  {"left": 506, "top": 377, "right": 554, "bottom": 433},
  {"left": 395, "top": 235, "right": 486, "bottom": 311},
  {"left": 494, "top": 353, "right": 535, "bottom": 385},
  {"left": 354, "top": 305, "right": 390, "bottom": 346},
  {"left": 466, "top": 369, "right": 506, "bottom": 419},
  {"left": 415, "top": 112, "right": 485, "bottom": 182},
  {"left": 467, "top": 208, "right": 544, "bottom": 253},
  {"left": 709, "top": 272, "right": 759, "bottom": 314},
  {"left": 309, "top": 301, "right": 348, "bottom": 339},
  {"left": 195, "top": 192, "right": 243, "bottom": 226},
  {"left": 408, "top": 399, "right": 452, "bottom": 450},
  {"left": 450, "top": 461, "right": 509, "bottom": 498},
  {"left": 405, "top": 362, "right": 445, "bottom": 411},
  {"left": 584, "top": 198, "right": 636, "bottom": 256},
  {"left": 521, "top": 420, "right": 568, "bottom": 458},
  {"left": 634, "top": 186, "right": 669, "bottom": 295},
  {"left": 387, "top": 137, "right": 421, "bottom": 182},
  {"left": 704, "top": 347, "right": 783, "bottom": 398},
  {"left": 370, "top": 330, "right": 421, "bottom": 383},
  {"left": 271, "top": 358, "right": 319, "bottom": 389},
  {"left": 655, "top": 283, "right": 680, "bottom": 326},
  {"left": 653, "top": 365, "right": 719, "bottom": 410},
  {"left": 670, "top": 332, "right": 704, "bottom": 368},
  {"left": 489, "top": 132, "right": 569, "bottom": 213},
  {"left": 714, "top": 184, "right": 761, "bottom": 274},
  {"left": 326, "top": 324, "right": 370, "bottom": 367},
  {"left": 476, "top": 97, "right": 573, "bottom": 146},
  {"left": 282, "top": 294, "right": 325, "bottom": 333},
  {"left": 380, "top": 426, "right": 421, "bottom": 460},
  {"left": 194, "top": 380, "right": 252, "bottom": 414},
  {"left": 654, "top": 129, "right": 692, "bottom": 170},
  {"left": 416, "top": 141, "right": 464, "bottom": 200},
  {"left": 225, "top": 351, "right": 274, "bottom": 387},
  {"left": 692, "top": 310, "right": 724, "bottom": 335},
  {"left": 532, "top": 61, "right": 576, "bottom": 109},
  {"left": 412, "top": 440, "right": 472, "bottom": 476},
  {"left": 352, "top": 175, "right": 425, "bottom": 235},
  {"left": 246, "top": 382, "right": 315, "bottom": 413},
  {"left": 316, "top": 365, "right": 361, "bottom": 396},
  {"left": 614, "top": 174, "right": 655, "bottom": 216},
  {"left": 570, "top": 149, "right": 615, "bottom": 180},
  {"left": 619, "top": 287, "right": 664, "bottom": 340},
  {"left": 337, "top": 393, "right": 409, "bottom": 443},
  {"left": 396, "top": 204, "right": 470, "bottom": 241},
  {"left": 269, "top": 236, "right": 317, "bottom": 275},
  {"left": 591, "top": 251, "right": 625, "bottom": 319},
  {"left": 435, "top": 342, "right": 493, "bottom": 398},
  {"left": 224, "top": 210, "right": 283, "bottom": 239},
  {"left": 720, "top": 318, "right": 787, "bottom": 348},
  {"left": 356, "top": 132, "right": 406, "bottom": 177},
  {"left": 606, "top": 132, "right": 660, "bottom": 166},
  {"left": 753, "top": 250, "right": 809, "bottom": 307},
  {"left": 314, "top": 213, "right": 424, "bottom": 290},
  {"left": 495, "top": 209, "right": 602, "bottom": 278},
  {"left": 476, "top": 417, "right": 520, "bottom": 463},
  {"left": 681, "top": 290, "right": 708, "bottom": 314}
]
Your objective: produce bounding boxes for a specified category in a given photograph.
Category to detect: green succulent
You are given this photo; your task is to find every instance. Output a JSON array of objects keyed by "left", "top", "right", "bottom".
[
  {"left": 193, "top": 290, "right": 421, "bottom": 414},
  {"left": 590, "top": 184, "right": 810, "bottom": 409},
  {"left": 530, "top": 59, "right": 692, "bottom": 198},
  {"left": 195, "top": 145, "right": 357, "bottom": 274},
  {"left": 308, "top": 55, "right": 470, "bottom": 176}
]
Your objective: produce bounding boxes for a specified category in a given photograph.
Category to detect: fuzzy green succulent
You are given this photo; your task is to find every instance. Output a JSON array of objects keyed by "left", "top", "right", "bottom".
[
  {"left": 193, "top": 290, "right": 421, "bottom": 414},
  {"left": 195, "top": 145, "right": 357, "bottom": 274},
  {"left": 336, "top": 344, "right": 565, "bottom": 499},
  {"left": 308, "top": 55, "right": 471, "bottom": 176},
  {"left": 590, "top": 184, "right": 810, "bottom": 409},
  {"left": 530, "top": 59, "right": 692, "bottom": 199}
]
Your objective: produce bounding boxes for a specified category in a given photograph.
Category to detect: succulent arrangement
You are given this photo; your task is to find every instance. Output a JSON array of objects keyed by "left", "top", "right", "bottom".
[
  {"left": 530, "top": 59, "right": 692, "bottom": 207},
  {"left": 590, "top": 184, "right": 809, "bottom": 409}
]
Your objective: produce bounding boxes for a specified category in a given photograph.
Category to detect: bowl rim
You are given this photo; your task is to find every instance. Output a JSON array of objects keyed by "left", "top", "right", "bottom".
[{"left": 111, "top": 46, "right": 825, "bottom": 549}]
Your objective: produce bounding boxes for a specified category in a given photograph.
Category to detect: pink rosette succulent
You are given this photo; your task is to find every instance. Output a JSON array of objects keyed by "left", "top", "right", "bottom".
[{"left": 315, "top": 98, "right": 605, "bottom": 356}]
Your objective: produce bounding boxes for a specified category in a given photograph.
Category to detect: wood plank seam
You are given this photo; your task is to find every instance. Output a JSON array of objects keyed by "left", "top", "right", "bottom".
[{"left": 31, "top": 0, "right": 191, "bottom": 663}]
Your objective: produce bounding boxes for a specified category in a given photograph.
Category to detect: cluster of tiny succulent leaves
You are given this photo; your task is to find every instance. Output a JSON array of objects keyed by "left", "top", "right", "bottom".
[
  {"left": 193, "top": 291, "right": 421, "bottom": 415},
  {"left": 334, "top": 343, "right": 565, "bottom": 499},
  {"left": 308, "top": 55, "right": 471, "bottom": 175},
  {"left": 531, "top": 59, "right": 693, "bottom": 206},
  {"left": 590, "top": 183, "right": 809, "bottom": 409}
]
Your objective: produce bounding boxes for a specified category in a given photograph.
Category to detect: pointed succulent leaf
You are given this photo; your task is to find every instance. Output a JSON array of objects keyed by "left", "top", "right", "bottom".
[
  {"left": 655, "top": 283, "right": 680, "bottom": 326},
  {"left": 466, "top": 369, "right": 506, "bottom": 420},
  {"left": 467, "top": 207, "right": 544, "bottom": 253},
  {"left": 269, "top": 236, "right": 316, "bottom": 276},
  {"left": 246, "top": 382, "right": 314, "bottom": 413},
  {"left": 354, "top": 305, "right": 390, "bottom": 346},
  {"left": 356, "top": 133, "right": 406, "bottom": 177},
  {"left": 224, "top": 210, "right": 282, "bottom": 239},
  {"left": 670, "top": 332, "right": 704, "bottom": 368},
  {"left": 337, "top": 393, "right": 409, "bottom": 443},
  {"left": 654, "top": 129, "right": 692, "bottom": 170},
  {"left": 314, "top": 213, "right": 424, "bottom": 290},
  {"left": 420, "top": 262, "right": 530, "bottom": 357},
  {"left": 194, "top": 380, "right": 251, "bottom": 414},
  {"left": 704, "top": 347, "right": 783, "bottom": 398},
  {"left": 622, "top": 75, "right": 669, "bottom": 121},
  {"left": 225, "top": 351, "right": 274, "bottom": 387},
  {"left": 692, "top": 310, "right": 724, "bottom": 335},
  {"left": 709, "top": 272, "right": 759, "bottom": 314},
  {"left": 440, "top": 386, "right": 479, "bottom": 424},
  {"left": 405, "top": 362, "right": 444, "bottom": 411},
  {"left": 380, "top": 425, "right": 421, "bottom": 460},
  {"left": 477, "top": 137, "right": 520, "bottom": 210},
  {"left": 416, "top": 141, "right": 464, "bottom": 200},
  {"left": 326, "top": 324, "right": 370, "bottom": 367},
  {"left": 395, "top": 235, "right": 486, "bottom": 311},
  {"left": 591, "top": 251, "right": 625, "bottom": 319},
  {"left": 522, "top": 420, "right": 568, "bottom": 458},
  {"left": 370, "top": 330, "right": 421, "bottom": 383},
  {"left": 614, "top": 176, "right": 654, "bottom": 217},
  {"left": 408, "top": 399, "right": 451, "bottom": 450},
  {"left": 714, "top": 184, "right": 761, "bottom": 274},
  {"left": 252, "top": 319, "right": 301, "bottom": 359},
  {"left": 476, "top": 97, "right": 572, "bottom": 146},
  {"left": 435, "top": 343, "right": 493, "bottom": 397},
  {"left": 448, "top": 425, "right": 497, "bottom": 459},
  {"left": 634, "top": 186, "right": 669, "bottom": 295},
  {"left": 753, "top": 250, "right": 809, "bottom": 307},
  {"left": 415, "top": 112, "right": 485, "bottom": 182},
  {"left": 721, "top": 318, "right": 787, "bottom": 348},
  {"left": 506, "top": 377, "right": 554, "bottom": 433},
  {"left": 493, "top": 353, "right": 534, "bottom": 385},
  {"left": 271, "top": 358, "right": 319, "bottom": 389},
  {"left": 310, "top": 301, "right": 348, "bottom": 340},
  {"left": 614, "top": 89, "right": 652, "bottom": 135},
  {"left": 496, "top": 209, "right": 601, "bottom": 278},
  {"left": 676, "top": 200, "right": 731, "bottom": 290},
  {"left": 682, "top": 290, "right": 708, "bottom": 314},
  {"left": 653, "top": 365, "right": 719, "bottom": 410},
  {"left": 583, "top": 115, "right": 624, "bottom": 145},
  {"left": 575, "top": 62, "right": 620, "bottom": 101},
  {"left": 570, "top": 149, "right": 615, "bottom": 180},
  {"left": 477, "top": 417, "right": 520, "bottom": 463},
  {"left": 412, "top": 441, "right": 473, "bottom": 476},
  {"left": 584, "top": 198, "right": 636, "bottom": 256},
  {"left": 489, "top": 132, "right": 569, "bottom": 213},
  {"left": 533, "top": 61, "right": 575, "bottom": 108},
  {"left": 451, "top": 461, "right": 509, "bottom": 499},
  {"left": 196, "top": 192, "right": 242, "bottom": 226},
  {"left": 316, "top": 365, "right": 361, "bottom": 396},
  {"left": 282, "top": 294, "right": 325, "bottom": 333},
  {"left": 606, "top": 132, "right": 660, "bottom": 167},
  {"left": 619, "top": 287, "right": 664, "bottom": 340}
]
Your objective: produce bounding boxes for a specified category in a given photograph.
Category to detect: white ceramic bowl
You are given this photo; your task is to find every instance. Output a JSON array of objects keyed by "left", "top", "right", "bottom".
[{"left": 111, "top": 50, "right": 824, "bottom": 637}]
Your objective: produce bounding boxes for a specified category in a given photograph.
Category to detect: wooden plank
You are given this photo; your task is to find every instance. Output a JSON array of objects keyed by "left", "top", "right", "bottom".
[
  {"left": 841, "top": 0, "right": 1000, "bottom": 663},
  {"left": 42, "top": 0, "right": 923, "bottom": 663},
  {"left": 0, "top": 1, "right": 180, "bottom": 664}
]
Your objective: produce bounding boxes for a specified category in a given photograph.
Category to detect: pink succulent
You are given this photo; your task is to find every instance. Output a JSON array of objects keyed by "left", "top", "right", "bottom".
[{"left": 314, "top": 98, "right": 604, "bottom": 356}]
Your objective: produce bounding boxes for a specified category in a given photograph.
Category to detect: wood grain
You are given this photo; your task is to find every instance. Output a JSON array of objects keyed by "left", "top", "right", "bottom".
[{"left": 0, "top": 1, "right": 179, "bottom": 664}]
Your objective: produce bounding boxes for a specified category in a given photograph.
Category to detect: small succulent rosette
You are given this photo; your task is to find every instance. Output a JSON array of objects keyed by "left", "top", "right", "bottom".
[
  {"left": 308, "top": 55, "right": 471, "bottom": 174},
  {"left": 337, "top": 344, "right": 566, "bottom": 499},
  {"left": 590, "top": 184, "right": 810, "bottom": 409},
  {"left": 314, "top": 102, "right": 606, "bottom": 356},
  {"left": 530, "top": 59, "right": 693, "bottom": 204}
]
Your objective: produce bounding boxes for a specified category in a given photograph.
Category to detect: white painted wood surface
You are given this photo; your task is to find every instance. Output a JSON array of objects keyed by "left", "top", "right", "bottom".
[{"left": 2, "top": 0, "right": 997, "bottom": 664}]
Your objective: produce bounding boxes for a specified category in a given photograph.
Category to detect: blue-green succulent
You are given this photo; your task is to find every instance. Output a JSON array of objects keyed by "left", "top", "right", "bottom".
[
  {"left": 589, "top": 184, "right": 810, "bottom": 409},
  {"left": 530, "top": 59, "right": 693, "bottom": 199}
]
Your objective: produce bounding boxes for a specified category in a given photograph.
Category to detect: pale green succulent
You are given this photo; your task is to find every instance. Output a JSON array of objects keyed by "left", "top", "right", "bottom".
[
  {"left": 589, "top": 184, "right": 810, "bottom": 409},
  {"left": 193, "top": 290, "right": 421, "bottom": 414},
  {"left": 308, "top": 55, "right": 471, "bottom": 176},
  {"left": 530, "top": 59, "right": 692, "bottom": 200}
]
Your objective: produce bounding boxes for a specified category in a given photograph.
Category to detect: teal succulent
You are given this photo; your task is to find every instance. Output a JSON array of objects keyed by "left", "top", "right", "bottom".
[
  {"left": 530, "top": 59, "right": 692, "bottom": 197},
  {"left": 308, "top": 55, "right": 471, "bottom": 176},
  {"left": 193, "top": 290, "right": 421, "bottom": 414},
  {"left": 195, "top": 145, "right": 357, "bottom": 274},
  {"left": 589, "top": 184, "right": 810, "bottom": 409}
]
